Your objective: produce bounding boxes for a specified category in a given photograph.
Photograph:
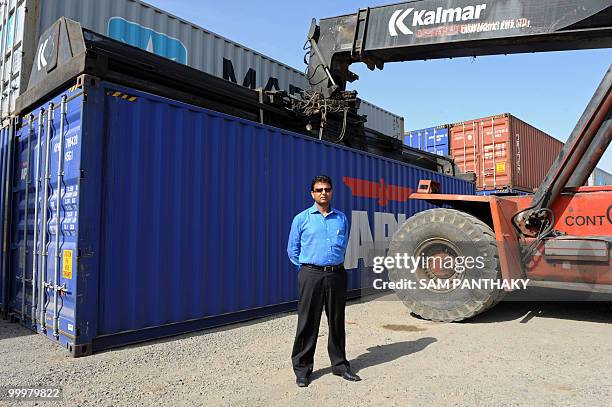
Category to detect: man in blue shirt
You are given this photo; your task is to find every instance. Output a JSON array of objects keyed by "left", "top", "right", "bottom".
[{"left": 287, "top": 175, "right": 361, "bottom": 387}]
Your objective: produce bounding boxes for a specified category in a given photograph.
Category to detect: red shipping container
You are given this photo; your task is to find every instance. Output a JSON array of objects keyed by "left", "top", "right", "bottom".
[{"left": 450, "top": 114, "right": 564, "bottom": 192}]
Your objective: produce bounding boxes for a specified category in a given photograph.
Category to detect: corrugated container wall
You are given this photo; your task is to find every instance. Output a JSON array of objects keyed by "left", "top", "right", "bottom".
[
  {"left": 0, "top": 0, "right": 404, "bottom": 138},
  {"left": 450, "top": 114, "right": 563, "bottom": 192},
  {"left": 588, "top": 167, "right": 612, "bottom": 186},
  {"left": 404, "top": 126, "right": 450, "bottom": 156},
  {"left": 5, "top": 77, "right": 472, "bottom": 354},
  {"left": 359, "top": 100, "right": 404, "bottom": 140}
]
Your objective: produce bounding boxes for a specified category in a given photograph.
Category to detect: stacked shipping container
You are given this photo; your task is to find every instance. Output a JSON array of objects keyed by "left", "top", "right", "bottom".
[
  {"left": 450, "top": 114, "right": 563, "bottom": 193},
  {"left": 588, "top": 167, "right": 612, "bottom": 186},
  {"left": 403, "top": 126, "right": 450, "bottom": 156},
  {"left": 0, "top": 0, "right": 404, "bottom": 138},
  {"left": 405, "top": 113, "right": 611, "bottom": 194}
]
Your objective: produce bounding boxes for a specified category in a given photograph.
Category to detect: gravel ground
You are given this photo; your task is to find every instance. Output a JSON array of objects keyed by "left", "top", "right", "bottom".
[{"left": 0, "top": 293, "right": 611, "bottom": 406}]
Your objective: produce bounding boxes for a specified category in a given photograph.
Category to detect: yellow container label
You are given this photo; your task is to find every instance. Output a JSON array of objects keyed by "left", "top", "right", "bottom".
[
  {"left": 62, "top": 250, "right": 73, "bottom": 279},
  {"left": 496, "top": 162, "right": 506, "bottom": 174}
]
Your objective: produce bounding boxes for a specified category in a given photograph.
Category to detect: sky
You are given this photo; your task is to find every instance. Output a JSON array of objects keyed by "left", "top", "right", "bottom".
[{"left": 145, "top": 0, "right": 612, "bottom": 172}]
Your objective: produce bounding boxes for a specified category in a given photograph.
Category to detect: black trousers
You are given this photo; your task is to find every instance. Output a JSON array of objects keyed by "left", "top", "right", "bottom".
[{"left": 291, "top": 265, "right": 350, "bottom": 378}]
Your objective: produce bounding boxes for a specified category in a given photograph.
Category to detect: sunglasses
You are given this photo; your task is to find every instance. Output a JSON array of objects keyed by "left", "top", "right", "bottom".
[{"left": 314, "top": 187, "right": 332, "bottom": 193}]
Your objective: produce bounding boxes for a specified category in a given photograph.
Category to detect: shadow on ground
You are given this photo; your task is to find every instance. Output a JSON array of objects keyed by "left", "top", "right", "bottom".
[
  {"left": 310, "top": 337, "right": 437, "bottom": 381},
  {"left": 464, "top": 288, "right": 612, "bottom": 324},
  {"left": 89, "top": 288, "right": 610, "bottom": 357},
  {"left": 0, "top": 318, "right": 37, "bottom": 341}
]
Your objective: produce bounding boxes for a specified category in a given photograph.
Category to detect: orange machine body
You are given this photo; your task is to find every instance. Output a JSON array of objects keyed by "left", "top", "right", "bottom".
[{"left": 411, "top": 185, "right": 612, "bottom": 287}]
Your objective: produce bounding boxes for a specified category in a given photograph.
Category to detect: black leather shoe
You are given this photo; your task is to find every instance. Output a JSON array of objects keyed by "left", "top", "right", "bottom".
[
  {"left": 296, "top": 377, "right": 310, "bottom": 387},
  {"left": 333, "top": 370, "right": 361, "bottom": 382}
]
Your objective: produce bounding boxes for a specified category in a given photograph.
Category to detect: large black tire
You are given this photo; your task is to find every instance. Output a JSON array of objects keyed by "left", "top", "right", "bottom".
[{"left": 387, "top": 208, "right": 505, "bottom": 322}]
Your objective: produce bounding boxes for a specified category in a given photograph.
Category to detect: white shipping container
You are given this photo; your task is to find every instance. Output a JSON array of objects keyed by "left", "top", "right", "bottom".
[
  {"left": 588, "top": 167, "right": 612, "bottom": 186},
  {"left": 359, "top": 100, "right": 404, "bottom": 140},
  {"left": 0, "top": 0, "right": 404, "bottom": 138}
]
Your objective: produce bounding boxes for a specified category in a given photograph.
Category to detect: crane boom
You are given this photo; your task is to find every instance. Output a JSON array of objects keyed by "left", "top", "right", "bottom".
[{"left": 307, "top": 0, "right": 612, "bottom": 97}]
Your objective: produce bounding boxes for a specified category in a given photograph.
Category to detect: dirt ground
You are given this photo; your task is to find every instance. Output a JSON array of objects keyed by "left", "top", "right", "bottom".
[{"left": 1, "top": 292, "right": 611, "bottom": 406}]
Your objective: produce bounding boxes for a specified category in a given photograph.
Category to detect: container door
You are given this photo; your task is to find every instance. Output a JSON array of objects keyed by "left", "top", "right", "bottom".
[
  {"left": 410, "top": 131, "right": 420, "bottom": 149},
  {"left": 479, "top": 116, "right": 511, "bottom": 190},
  {"left": 405, "top": 130, "right": 424, "bottom": 150},
  {"left": 404, "top": 132, "right": 414, "bottom": 148},
  {"left": 8, "top": 88, "right": 82, "bottom": 342},
  {"left": 450, "top": 121, "right": 479, "bottom": 180},
  {"left": 427, "top": 127, "right": 449, "bottom": 156},
  {"left": 413, "top": 131, "right": 421, "bottom": 149},
  {"left": 427, "top": 128, "right": 437, "bottom": 154},
  {"left": 8, "top": 114, "right": 36, "bottom": 324}
]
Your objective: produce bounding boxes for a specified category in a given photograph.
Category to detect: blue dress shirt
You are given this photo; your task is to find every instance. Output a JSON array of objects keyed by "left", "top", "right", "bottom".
[{"left": 287, "top": 204, "right": 349, "bottom": 267}]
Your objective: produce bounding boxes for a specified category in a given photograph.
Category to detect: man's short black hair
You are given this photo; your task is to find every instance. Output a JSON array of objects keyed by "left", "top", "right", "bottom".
[{"left": 311, "top": 175, "right": 333, "bottom": 191}]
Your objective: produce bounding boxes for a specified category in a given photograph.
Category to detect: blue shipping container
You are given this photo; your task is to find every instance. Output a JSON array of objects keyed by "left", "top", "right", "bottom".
[
  {"left": 0, "top": 123, "right": 14, "bottom": 316},
  {"left": 404, "top": 126, "right": 450, "bottom": 156},
  {"left": 476, "top": 189, "right": 532, "bottom": 196},
  {"left": 5, "top": 76, "right": 474, "bottom": 355}
]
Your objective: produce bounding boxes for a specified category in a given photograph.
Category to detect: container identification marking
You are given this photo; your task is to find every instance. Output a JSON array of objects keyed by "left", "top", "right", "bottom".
[{"left": 62, "top": 250, "right": 73, "bottom": 279}]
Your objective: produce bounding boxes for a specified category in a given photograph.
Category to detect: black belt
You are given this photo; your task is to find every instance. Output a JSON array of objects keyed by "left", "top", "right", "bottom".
[{"left": 302, "top": 264, "right": 344, "bottom": 272}]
